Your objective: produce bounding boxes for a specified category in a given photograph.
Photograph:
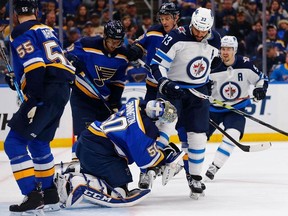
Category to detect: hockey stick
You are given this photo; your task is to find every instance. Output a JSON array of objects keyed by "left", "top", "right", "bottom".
[
  {"left": 78, "top": 72, "right": 112, "bottom": 114},
  {"left": 137, "top": 58, "right": 152, "bottom": 73},
  {"left": 209, "top": 118, "right": 271, "bottom": 152},
  {"left": 189, "top": 88, "right": 288, "bottom": 136},
  {"left": 0, "top": 31, "right": 24, "bottom": 102}
]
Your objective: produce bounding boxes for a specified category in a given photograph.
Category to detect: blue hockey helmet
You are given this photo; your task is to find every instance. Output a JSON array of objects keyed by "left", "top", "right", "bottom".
[
  {"left": 104, "top": 20, "right": 125, "bottom": 40},
  {"left": 13, "top": 0, "right": 38, "bottom": 15}
]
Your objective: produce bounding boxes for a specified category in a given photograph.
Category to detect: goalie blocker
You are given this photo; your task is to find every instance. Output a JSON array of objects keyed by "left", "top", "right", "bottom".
[{"left": 54, "top": 172, "right": 150, "bottom": 208}]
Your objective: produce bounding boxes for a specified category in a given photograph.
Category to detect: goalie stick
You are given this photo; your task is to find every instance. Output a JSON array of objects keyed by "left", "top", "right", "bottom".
[
  {"left": 209, "top": 118, "right": 271, "bottom": 152},
  {"left": 0, "top": 25, "right": 24, "bottom": 102},
  {"left": 189, "top": 88, "right": 288, "bottom": 137}
]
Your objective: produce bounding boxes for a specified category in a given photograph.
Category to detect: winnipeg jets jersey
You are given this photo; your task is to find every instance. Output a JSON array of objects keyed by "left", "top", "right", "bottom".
[
  {"left": 86, "top": 99, "right": 164, "bottom": 169},
  {"left": 10, "top": 20, "right": 75, "bottom": 97},
  {"left": 67, "top": 36, "right": 128, "bottom": 99},
  {"left": 151, "top": 25, "right": 221, "bottom": 88},
  {"left": 210, "top": 55, "right": 268, "bottom": 112}
]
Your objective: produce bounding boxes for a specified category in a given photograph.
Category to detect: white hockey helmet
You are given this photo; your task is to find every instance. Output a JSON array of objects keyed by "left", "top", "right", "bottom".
[
  {"left": 191, "top": 7, "right": 214, "bottom": 31},
  {"left": 145, "top": 99, "right": 177, "bottom": 123},
  {"left": 221, "top": 35, "right": 238, "bottom": 53}
]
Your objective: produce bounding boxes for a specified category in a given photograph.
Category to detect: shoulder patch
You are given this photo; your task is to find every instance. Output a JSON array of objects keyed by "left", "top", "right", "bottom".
[{"left": 177, "top": 26, "right": 186, "bottom": 35}]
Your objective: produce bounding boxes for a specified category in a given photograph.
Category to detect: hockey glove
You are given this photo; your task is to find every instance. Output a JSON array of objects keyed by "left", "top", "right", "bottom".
[
  {"left": 21, "top": 96, "right": 44, "bottom": 124},
  {"left": 158, "top": 78, "right": 185, "bottom": 100},
  {"left": 5, "top": 72, "right": 16, "bottom": 91},
  {"left": 65, "top": 53, "right": 85, "bottom": 74},
  {"left": 127, "top": 44, "right": 144, "bottom": 62},
  {"left": 253, "top": 88, "right": 266, "bottom": 100}
]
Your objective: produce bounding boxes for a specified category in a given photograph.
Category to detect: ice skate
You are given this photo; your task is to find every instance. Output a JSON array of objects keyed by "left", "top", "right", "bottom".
[
  {"left": 138, "top": 170, "right": 156, "bottom": 189},
  {"left": 9, "top": 185, "right": 45, "bottom": 216},
  {"left": 205, "top": 163, "right": 219, "bottom": 181},
  {"left": 186, "top": 174, "right": 205, "bottom": 200},
  {"left": 43, "top": 186, "right": 60, "bottom": 212}
]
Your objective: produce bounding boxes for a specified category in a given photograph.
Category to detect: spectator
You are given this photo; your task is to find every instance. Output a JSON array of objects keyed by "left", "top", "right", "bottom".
[
  {"left": 266, "top": 24, "right": 286, "bottom": 52},
  {"left": 270, "top": 52, "right": 288, "bottom": 82},
  {"left": 94, "top": 25, "right": 104, "bottom": 37},
  {"left": 82, "top": 0, "right": 97, "bottom": 10},
  {"left": 179, "top": 0, "right": 197, "bottom": 21},
  {"left": 90, "top": 12, "right": 101, "bottom": 27},
  {"left": 245, "top": 19, "right": 263, "bottom": 57},
  {"left": 64, "top": 14, "right": 76, "bottom": 32},
  {"left": 82, "top": 21, "right": 96, "bottom": 36},
  {"left": 75, "top": 4, "right": 89, "bottom": 31},
  {"left": 228, "top": 9, "right": 252, "bottom": 55},
  {"left": 63, "top": 27, "right": 81, "bottom": 49},
  {"left": 100, "top": 7, "right": 110, "bottom": 26},
  {"left": 126, "top": 1, "right": 141, "bottom": 26},
  {"left": 89, "top": 0, "right": 107, "bottom": 17},
  {"left": 135, "top": 13, "right": 152, "bottom": 38},
  {"left": 268, "top": 0, "right": 288, "bottom": 26},
  {"left": 215, "top": 0, "right": 237, "bottom": 30},
  {"left": 244, "top": 0, "right": 262, "bottom": 26},
  {"left": 277, "top": 19, "right": 288, "bottom": 43},
  {"left": 63, "top": 0, "right": 81, "bottom": 17},
  {"left": 266, "top": 43, "right": 286, "bottom": 76}
]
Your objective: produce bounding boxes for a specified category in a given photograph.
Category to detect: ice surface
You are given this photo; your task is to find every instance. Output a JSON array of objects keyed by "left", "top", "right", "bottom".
[{"left": 0, "top": 142, "right": 287, "bottom": 216}]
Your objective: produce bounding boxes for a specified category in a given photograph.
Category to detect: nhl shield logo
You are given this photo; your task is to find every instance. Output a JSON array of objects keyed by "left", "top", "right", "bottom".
[
  {"left": 220, "top": 81, "right": 241, "bottom": 101},
  {"left": 187, "top": 56, "right": 209, "bottom": 80}
]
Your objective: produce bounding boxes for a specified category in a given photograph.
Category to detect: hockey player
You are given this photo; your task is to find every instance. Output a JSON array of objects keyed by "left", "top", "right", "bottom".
[
  {"left": 128, "top": 2, "right": 180, "bottom": 101},
  {"left": 126, "top": 2, "right": 182, "bottom": 190},
  {"left": 65, "top": 20, "right": 129, "bottom": 160},
  {"left": 54, "top": 99, "right": 185, "bottom": 208},
  {"left": 150, "top": 7, "right": 221, "bottom": 199},
  {"left": 4, "top": 0, "right": 75, "bottom": 215},
  {"left": 205, "top": 36, "right": 268, "bottom": 180}
]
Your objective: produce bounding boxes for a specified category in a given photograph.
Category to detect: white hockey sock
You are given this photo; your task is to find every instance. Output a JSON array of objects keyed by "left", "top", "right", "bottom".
[
  {"left": 213, "top": 128, "right": 240, "bottom": 168},
  {"left": 187, "top": 132, "right": 206, "bottom": 175}
]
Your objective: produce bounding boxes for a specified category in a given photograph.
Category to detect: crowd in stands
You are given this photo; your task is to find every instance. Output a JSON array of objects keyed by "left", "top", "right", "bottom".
[{"left": 0, "top": 0, "right": 288, "bottom": 83}]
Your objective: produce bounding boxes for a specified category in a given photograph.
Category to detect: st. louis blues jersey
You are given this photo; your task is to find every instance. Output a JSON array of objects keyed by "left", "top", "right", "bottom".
[
  {"left": 135, "top": 24, "right": 167, "bottom": 86},
  {"left": 86, "top": 99, "right": 164, "bottom": 169},
  {"left": 10, "top": 20, "right": 75, "bottom": 99},
  {"left": 151, "top": 25, "right": 221, "bottom": 88},
  {"left": 210, "top": 55, "right": 268, "bottom": 112},
  {"left": 67, "top": 36, "right": 128, "bottom": 101}
]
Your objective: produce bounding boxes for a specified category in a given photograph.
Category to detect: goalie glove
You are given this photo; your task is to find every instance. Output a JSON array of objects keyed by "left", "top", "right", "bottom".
[{"left": 158, "top": 78, "right": 185, "bottom": 100}]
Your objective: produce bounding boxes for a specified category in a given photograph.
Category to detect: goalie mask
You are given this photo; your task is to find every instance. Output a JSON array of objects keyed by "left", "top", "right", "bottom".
[{"left": 145, "top": 99, "right": 177, "bottom": 123}]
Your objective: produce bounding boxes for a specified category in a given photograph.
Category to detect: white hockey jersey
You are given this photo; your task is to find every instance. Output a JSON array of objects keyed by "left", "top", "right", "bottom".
[
  {"left": 151, "top": 25, "right": 221, "bottom": 88},
  {"left": 210, "top": 55, "right": 268, "bottom": 112}
]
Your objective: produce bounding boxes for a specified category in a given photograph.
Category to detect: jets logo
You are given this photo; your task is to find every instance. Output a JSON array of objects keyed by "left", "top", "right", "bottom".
[
  {"left": 187, "top": 56, "right": 209, "bottom": 80},
  {"left": 220, "top": 82, "right": 241, "bottom": 101}
]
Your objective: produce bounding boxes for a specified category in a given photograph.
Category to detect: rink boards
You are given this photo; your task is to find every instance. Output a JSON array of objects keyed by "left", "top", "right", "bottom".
[{"left": 0, "top": 82, "right": 287, "bottom": 149}]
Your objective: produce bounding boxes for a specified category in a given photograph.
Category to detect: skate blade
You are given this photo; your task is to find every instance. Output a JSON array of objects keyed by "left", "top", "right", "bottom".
[
  {"left": 43, "top": 203, "right": 60, "bottom": 212},
  {"left": 189, "top": 191, "right": 205, "bottom": 200},
  {"left": 10, "top": 209, "right": 45, "bottom": 216}
]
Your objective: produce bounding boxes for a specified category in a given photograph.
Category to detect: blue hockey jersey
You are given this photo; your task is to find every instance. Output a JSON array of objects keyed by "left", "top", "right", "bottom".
[
  {"left": 86, "top": 99, "right": 165, "bottom": 169},
  {"left": 10, "top": 20, "right": 75, "bottom": 99},
  {"left": 67, "top": 36, "right": 129, "bottom": 100}
]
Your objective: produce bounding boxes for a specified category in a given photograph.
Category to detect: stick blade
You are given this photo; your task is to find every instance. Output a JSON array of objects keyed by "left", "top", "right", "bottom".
[{"left": 247, "top": 142, "right": 272, "bottom": 152}]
